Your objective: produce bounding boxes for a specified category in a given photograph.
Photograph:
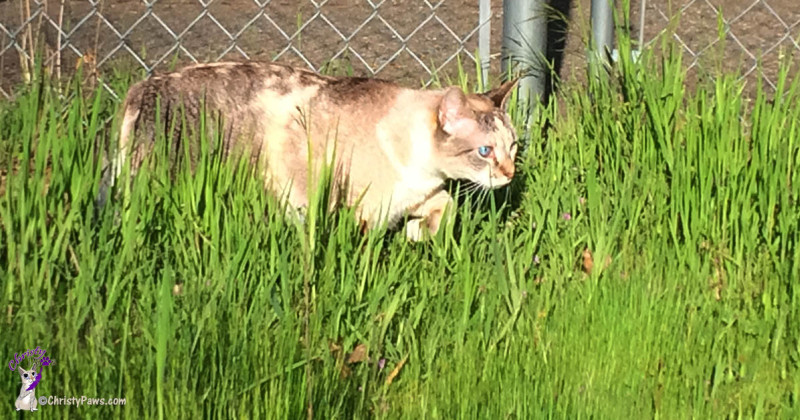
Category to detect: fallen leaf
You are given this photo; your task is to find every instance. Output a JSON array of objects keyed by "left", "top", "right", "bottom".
[
  {"left": 582, "top": 248, "right": 594, "bottom": 274},
  {"left": 385, "top": 355, "right": 407, "bottom": 386},
  {"left": 347, "top": 343, "right": 368, "bottom": 364},
  {"left": 327, "top": 338, "right": 352, "bottom": 378},
  {"left": 339, "top": 364, "right": 351, "bottom": 379},
  {"left": 76, "top": 51, "right": 98, "bottom": 75}
]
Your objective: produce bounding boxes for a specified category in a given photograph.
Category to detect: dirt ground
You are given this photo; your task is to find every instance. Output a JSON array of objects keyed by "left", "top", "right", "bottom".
[{"left": 0, "top": 0, "right": 798, "bottom": 98}]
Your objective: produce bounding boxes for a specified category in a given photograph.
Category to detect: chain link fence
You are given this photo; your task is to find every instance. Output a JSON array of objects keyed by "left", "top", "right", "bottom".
[
  {"left": 631, "top": 0, "right": 799, "bottom": 91},
  {"left": 0, "top": 0, "right": 503, "bottom": 100},
  {"left": 0, "top": 0, "right": 798, "bottom": 101}
]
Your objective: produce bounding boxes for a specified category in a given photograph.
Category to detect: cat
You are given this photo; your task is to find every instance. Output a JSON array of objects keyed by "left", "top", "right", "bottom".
[
  {"left": 110, "top": 61, "right": 519, "bottom": 240},
  {"left": 15, "top": 366, "right": 39, "bottom": 411}
]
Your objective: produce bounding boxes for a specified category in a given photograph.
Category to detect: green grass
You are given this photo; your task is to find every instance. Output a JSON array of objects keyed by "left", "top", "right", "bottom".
[{"left": 1, "top": 33, "right": 799, "bottom": 418}]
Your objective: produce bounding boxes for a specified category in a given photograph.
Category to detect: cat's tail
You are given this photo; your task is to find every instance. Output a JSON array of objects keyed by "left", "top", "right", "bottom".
[{"left": 96, "top": 84, "right": 143, "bottom": 210}]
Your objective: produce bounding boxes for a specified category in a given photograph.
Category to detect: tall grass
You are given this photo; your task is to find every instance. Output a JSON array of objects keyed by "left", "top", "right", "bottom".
[{"left": 1, "top": 34, "right": 798, "bottom": 418}]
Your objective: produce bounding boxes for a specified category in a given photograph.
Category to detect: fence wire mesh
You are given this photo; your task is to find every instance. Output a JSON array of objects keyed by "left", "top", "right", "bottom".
[
  {"left": 633, "top": 0, "right": 799, "bottom": 91},
  {"left": 0, "top": 0, "right": 798, "bottom": 101},
  {"left": 0, "top": 0, "right": 502, "bottom": 100}
]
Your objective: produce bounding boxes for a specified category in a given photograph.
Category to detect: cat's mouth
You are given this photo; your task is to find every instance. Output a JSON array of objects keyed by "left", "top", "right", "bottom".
[
  {"left": 486, "top": 177, "right": 512, "bottom": 189},
  {"left": 468, "top": 175, "right": 512, "bottom": 190}
]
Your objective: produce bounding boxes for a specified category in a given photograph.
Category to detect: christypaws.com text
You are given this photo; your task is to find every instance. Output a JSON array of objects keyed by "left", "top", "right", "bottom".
[{"left": 38, "top": 396, "right": 126, "bottom": 406}]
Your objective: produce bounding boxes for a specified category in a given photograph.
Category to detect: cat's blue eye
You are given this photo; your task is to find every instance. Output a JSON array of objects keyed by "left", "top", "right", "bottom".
[{"left": 478, "top": 146, "right": 493, "bottom": 158}]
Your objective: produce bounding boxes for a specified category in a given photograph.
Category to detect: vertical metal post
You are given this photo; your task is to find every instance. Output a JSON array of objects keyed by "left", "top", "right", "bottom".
[
  {"left": 591, "top": 0, "right": 615, "bottom": 60},
  {"left": 478, "top": 0, "right": 491, "bottom": 88},
  {"left": 501, "top": 0, "right": 547, "bottom": 107},
  {"left": 638, "top": 0, "right": 646, "bottom": 50}
]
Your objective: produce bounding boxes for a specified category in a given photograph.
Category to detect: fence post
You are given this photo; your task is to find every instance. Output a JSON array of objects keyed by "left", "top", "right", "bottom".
[
  {"left": 501, "top": 0, "right": 547, "bottom": 109},
  {"left": 590, "top": 0, "right": 615, "bottom": 62},
  {"left": 479, "top": 0, "right": 491, "bottom": 88}
]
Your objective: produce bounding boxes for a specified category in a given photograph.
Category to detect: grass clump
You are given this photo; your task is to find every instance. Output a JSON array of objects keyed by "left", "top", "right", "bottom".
[{"left": 1, "top": 34, "right": 799, "bottom": 419}]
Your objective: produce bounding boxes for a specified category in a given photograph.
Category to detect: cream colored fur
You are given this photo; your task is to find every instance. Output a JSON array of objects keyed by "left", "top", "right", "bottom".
[{"left": 114, "top": 62, "right": 519, "bottom": 240}]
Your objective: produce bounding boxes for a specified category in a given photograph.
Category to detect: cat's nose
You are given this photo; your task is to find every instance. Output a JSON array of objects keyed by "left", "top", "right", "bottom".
[{"left": 498, "top": 160, "right": 515, "bottom": 179}]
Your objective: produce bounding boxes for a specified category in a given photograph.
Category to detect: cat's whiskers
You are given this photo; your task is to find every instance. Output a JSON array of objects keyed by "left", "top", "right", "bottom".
[{"left": 455, "top": 181, "right": 484, "bottom": 199}]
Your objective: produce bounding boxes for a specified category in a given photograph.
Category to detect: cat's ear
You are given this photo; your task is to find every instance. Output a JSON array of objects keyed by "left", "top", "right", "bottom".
[
  {"left": 484, "top": 76, "right": 520, "bottom": 110},
  {"left": 438, "top": 87, "right": 475, "bottom": 137}
]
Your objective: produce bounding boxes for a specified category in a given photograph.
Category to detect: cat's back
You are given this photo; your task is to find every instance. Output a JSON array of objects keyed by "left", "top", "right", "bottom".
[
  {"left": 117, "top": 61, "right": 409, "bottom": 181},
  {"left": 126, "top": 61, "right": 324, "bottom": 109},
  {"left": 127, "top": 61, "right": 401, "bottom": 108}
]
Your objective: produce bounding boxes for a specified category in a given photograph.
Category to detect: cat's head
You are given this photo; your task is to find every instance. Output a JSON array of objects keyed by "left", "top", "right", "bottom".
[
  {"left": 434, "top": 78, "right": 519, "bottom": 188},
  {"left": 18, "top": 367, "right": 35, "bottom": 386}
]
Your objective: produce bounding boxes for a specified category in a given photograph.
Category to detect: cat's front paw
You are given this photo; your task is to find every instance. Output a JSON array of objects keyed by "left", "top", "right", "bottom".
[
  {"left": 405, "top": 219, "right": 428, "bottom": 242},
  {"left": 405, "top": 190, "right": 453, "bottom": 242}
]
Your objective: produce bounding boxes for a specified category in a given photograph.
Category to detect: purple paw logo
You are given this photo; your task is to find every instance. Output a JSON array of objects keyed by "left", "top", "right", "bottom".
[{"left": 8, "top": 346, "right": 54, "bottom": 412}]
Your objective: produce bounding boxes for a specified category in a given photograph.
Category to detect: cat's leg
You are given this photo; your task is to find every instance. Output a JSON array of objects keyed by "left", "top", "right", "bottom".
[
  {"left": 405, "top": 189, "right": 454, "bottom": 241},
  {"left": 268, "top": 174, "right": 309, "bottom": 226},
  {"left": 284, "top": 205, "right": 307, "bottom": 225}
]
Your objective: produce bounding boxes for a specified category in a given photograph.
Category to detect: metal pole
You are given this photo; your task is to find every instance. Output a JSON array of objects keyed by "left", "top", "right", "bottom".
[
  {"left": 638, "top": 0, "right": 646, "bottom": 50},
  {"left": 478, "top": 0, "right": 491, "bottom": 88},
  {"left": 501, "top": 0, "right": 547, "bottom": 107},
  {"left": 591, "top": 0, "right": 615, "bottom": 60}
]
